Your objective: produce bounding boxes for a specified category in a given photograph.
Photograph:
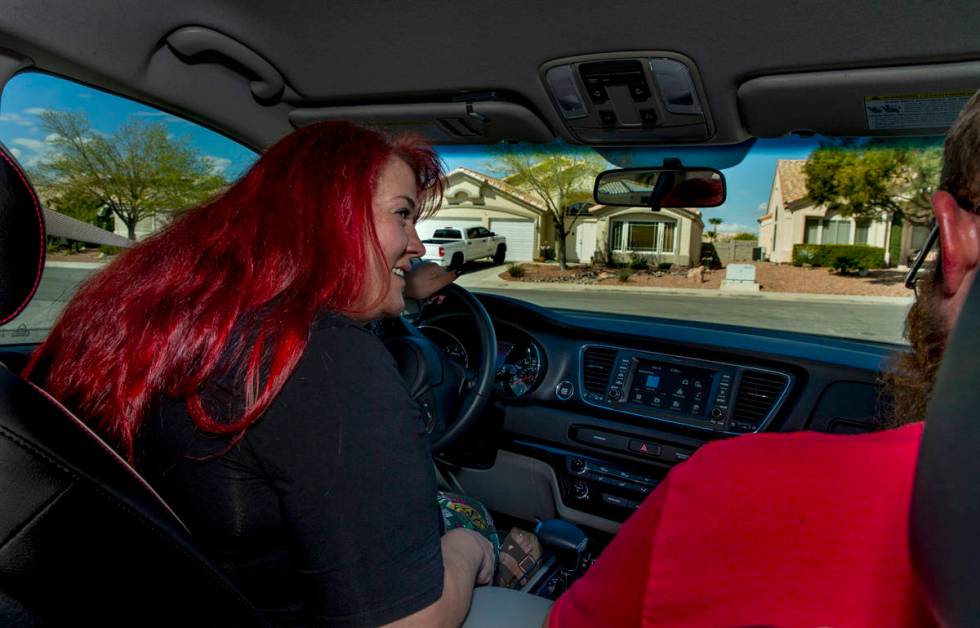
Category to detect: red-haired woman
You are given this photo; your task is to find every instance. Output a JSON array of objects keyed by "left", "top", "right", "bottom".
[{"left": 24, "top": 121, "right": 494, "bottom": 626}]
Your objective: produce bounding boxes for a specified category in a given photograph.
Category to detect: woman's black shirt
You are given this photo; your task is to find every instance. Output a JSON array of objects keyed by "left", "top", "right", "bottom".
[{"left": 137, "top": 313, "right": 444, "bottom": 626}]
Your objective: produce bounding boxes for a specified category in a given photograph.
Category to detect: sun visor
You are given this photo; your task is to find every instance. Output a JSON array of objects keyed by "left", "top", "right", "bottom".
[
  {"left": 739, "top": 60, "right": 980, "bottom": 138},
  {"left": 288, "top": 101, "right": 554, "bottom": 145}
]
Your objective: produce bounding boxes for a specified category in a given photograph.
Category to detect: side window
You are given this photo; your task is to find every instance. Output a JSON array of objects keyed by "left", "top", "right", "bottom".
[
  {"left": 466, "top": 227, "right": 479, "bottom": 239},
  {"left": 0, "top": 72, "right": 258, "bottom": 345}
]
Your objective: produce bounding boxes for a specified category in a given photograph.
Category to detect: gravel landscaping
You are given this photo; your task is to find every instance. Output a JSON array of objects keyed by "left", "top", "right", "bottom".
[{"left": 501, "top": 262, "right": 911, "bottom": 297}]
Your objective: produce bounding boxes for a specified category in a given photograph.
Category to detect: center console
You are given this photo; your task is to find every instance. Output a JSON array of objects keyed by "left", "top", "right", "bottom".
[{"left": 579, "top": 344, "right": 792, "bottom": 435}]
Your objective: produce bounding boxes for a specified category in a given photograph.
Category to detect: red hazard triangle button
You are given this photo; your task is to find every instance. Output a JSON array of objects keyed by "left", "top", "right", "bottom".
[{"left": 628, "top": 439, "right": 662, "bottom": 457}]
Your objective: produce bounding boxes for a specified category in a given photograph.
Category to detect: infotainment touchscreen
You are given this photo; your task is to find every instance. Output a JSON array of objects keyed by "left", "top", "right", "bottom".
[{"left": 627, "top": 359, "right": 715, "bottom": 417}]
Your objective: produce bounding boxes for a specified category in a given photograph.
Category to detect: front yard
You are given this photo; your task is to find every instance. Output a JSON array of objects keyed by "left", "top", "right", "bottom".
[{"left": 501, "top": 262, "right": 911, "bottom": 297}]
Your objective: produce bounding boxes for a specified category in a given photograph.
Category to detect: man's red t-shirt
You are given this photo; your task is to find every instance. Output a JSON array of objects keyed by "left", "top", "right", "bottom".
[{"left": 550, "top": 423, "right": 936, "bottom": 627}]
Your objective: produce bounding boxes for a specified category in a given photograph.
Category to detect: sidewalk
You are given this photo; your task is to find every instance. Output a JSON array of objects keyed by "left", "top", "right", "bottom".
[{"left": 456, "top": 265, "right": 914, "bottom": 306}]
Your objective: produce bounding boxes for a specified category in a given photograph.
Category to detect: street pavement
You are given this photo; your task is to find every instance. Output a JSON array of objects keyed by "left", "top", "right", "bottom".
[{"left": 0, "top": 261, "right": 913, "bottom": 346}]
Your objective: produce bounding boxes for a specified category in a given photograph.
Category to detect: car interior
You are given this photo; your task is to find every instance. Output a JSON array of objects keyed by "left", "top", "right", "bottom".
[{"left": 1, "top": 1, "right": 979, "bottom": 625}]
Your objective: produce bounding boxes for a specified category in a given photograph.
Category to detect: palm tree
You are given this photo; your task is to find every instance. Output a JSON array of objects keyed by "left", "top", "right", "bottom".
[{"left": 708, "top": 217, "right": 723, "bottom": 242}]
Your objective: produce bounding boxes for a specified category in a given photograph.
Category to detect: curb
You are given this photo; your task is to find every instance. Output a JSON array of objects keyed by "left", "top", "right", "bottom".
[
  {"left": 45, "top": 260, "right": 109, "bottom": 269},
  {"left": 458, "top": 272, "right": 914, "bottom": 305}
]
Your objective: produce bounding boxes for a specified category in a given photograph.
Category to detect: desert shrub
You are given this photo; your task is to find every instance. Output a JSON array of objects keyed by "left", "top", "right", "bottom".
[
  {"left": 793, "top": 244, "right": 819, "bottom": 266},
  {"left": 616, "top": 269, "right": 632, "bottom": 282},
  {"left": 792, "top": 244, "right": 885, "bottom": 269},
  {"left": 99, "top": 245, "right": 124, "bottom": 256},
  {"left": 732, "top": 232, "right": 758, "bottom": 241},
  {"left": 832, "top": 255, "right": 860, "bottom": 274},
  {"left": 628, "top": 254, "right": 649, "bottom": 270},
  {"left": 507, "top": 263, "right": 525, "bottom": 278}
]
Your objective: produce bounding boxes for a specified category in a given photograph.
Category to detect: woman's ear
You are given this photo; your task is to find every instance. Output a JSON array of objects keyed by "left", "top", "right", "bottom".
[{"left": 934, "top": 189, "right": 980, "bottom": 297}]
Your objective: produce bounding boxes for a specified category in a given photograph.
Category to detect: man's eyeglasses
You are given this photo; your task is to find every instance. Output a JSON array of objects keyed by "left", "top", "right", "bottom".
[{"left": 904, "top": 224, "right": 939, "bottom": 293}]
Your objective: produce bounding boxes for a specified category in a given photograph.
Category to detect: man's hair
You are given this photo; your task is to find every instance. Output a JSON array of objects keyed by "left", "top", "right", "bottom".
[{"left": 941, "top": 90, "right": 980, "bottom": 207}]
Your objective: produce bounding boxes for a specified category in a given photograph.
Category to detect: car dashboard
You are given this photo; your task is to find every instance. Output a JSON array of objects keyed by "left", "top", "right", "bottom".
[{"left": 416, "top": 291, "right": 896, "bottom": 532}]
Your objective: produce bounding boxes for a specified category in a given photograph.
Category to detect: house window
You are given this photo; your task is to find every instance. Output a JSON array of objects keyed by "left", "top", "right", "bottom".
[
  {"left": 854, "top": 221, "right": 870, "bottom": 245},
  {"left": 910, "top": 224, "right": 932, "bottom": 251},
  {"left": 627, "top": 223, "right": 658, "bottom": 252},
  {"left": 804, "top": 217, "right": 852, "bottom": 245},
  {"left": 823, "top": 220, "right": 851, "bottom": 245},
  {"left": 804, "top": 218, "right": 820, "bottom": 244},
  {"left": 611, "top": 222, "right": 624, "bottom": 250},
  {"left": 662, "top": 222, "right": 676, "bottom": 253},
  {"left": 610, "top": 218, "right": 677, "bottom": 253}
]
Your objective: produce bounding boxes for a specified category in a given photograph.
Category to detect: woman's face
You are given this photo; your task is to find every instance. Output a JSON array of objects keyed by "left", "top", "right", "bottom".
[{"left": 351, "top": 156, "right": 425, "bottom": 321}]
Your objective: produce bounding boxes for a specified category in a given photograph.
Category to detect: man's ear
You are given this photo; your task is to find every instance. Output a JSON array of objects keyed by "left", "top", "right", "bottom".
[{"left": 934, "top": 189, "right": 980, "bottom": 297}]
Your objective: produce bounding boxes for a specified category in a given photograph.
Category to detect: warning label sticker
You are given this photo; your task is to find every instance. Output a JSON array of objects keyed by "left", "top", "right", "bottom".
[{"left": 865, "top": 92, "right": 973, "bottom": 130}]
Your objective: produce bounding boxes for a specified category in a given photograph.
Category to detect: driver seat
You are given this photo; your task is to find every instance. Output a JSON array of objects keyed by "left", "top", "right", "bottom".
[{"left": 0, "top": 145, "right": 268, "bottom": 626}]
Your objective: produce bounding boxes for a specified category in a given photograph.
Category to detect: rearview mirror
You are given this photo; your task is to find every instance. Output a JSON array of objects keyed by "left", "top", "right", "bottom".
[{"left": 594, "top": 167, "right": 726, "bottom": 209}]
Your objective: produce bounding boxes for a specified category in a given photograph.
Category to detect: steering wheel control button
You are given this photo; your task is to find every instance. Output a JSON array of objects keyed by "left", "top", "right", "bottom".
[
  {"left": 555, "top": 381, "right": 575, "bottom": 401},
  {"left": 627, "top": 439, "right": 662, "bottom": 457}
]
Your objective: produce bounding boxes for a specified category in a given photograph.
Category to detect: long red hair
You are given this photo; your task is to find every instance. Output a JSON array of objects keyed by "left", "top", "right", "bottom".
[{"left": 24, "top": 121, "right": 444, "bottom": 461}]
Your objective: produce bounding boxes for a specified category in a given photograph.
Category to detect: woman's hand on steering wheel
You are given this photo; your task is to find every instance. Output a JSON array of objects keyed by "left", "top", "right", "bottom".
[{"left": 404, "top": 261, "right": 460, "bottom": 302}]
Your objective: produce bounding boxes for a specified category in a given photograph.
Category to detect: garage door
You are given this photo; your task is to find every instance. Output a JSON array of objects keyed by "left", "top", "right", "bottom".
[
  {"left": 489, "top": 218, "right": 535, "bottom": 261},
  {"left": 415, "top": 218, "right": 482, "bottom": 241}
]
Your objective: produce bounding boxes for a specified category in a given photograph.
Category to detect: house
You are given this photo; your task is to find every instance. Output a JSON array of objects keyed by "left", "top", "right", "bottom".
[
  {"left": 416, "top": 168, "right": 548, "bottom": 261},
  {"left": 757, "top": 160, "right": 932, "bottom": 266},
  {"left": 758, "top": 159, "right": 929, "bottom": 265},
  {"left": 421, "top": 167, "right": 705, "bottom": 265},
  {"left": 579, "top": 205, "right": 703, "bottom": 266}
]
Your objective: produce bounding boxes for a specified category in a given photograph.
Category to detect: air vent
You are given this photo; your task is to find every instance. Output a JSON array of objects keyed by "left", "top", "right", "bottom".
[
  {"left": 732, "top": 370, "right": 787, "bottom": 425},
  {"left": 582, "top": 347, "right": 618, "bottom": 393}
]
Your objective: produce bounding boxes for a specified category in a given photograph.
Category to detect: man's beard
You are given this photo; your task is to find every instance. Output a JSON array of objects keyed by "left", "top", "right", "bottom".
[{"left": 880, "top": 272, "right": 949, "bottom": 427}]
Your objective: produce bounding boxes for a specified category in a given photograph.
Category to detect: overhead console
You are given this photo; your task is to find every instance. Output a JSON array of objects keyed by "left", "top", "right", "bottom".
[
  {"left": 579, "top": 345, "right": 792, "bottom": 435},
  {"left": 541, "top": 51, "right": 713, "bottom": 144}
]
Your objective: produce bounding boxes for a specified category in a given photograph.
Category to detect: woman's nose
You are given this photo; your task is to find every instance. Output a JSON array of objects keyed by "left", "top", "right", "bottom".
[{"left": 407, "top": 223, "right": 425, "bottom": 256}]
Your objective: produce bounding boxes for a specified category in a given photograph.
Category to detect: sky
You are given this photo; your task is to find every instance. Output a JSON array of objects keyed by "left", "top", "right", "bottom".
[{"left": 0, "top": 72, "right": 821, "bottom": 234}]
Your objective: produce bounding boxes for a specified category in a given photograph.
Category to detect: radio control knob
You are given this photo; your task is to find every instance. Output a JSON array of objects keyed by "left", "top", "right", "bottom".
[
  {"left": 572, "top": 480, "right": 589, "bottom": 500},
  {"left": 711, "top": 407, "right": 724, "bottom": 419},
  {"left": 570, "top": 458, "right": 587, "bottom": 475},
  {"left": 608, "top": 387, "right": 622, "bottom": 400}
]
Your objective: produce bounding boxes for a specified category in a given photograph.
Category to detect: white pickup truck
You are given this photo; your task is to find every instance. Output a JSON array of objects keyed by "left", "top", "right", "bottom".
[{"left": 422, "top": 226, "right": 507, "bottom": 269}]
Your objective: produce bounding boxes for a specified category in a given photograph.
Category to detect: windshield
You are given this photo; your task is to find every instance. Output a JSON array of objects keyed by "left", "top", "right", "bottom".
[
  {"left": 429, "top": 138, "right": 937, "bottom": 345},
  {"left": 0, "top": 73, "right": 940, "bottom": 347}
]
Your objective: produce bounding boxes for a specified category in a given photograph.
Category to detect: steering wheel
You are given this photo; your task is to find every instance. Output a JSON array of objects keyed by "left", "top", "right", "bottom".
[{"left": 384, "top": 283, "right": 497, "bottom": 453}]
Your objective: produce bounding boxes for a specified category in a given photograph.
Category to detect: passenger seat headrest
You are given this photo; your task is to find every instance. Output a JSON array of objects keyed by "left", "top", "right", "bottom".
[{"left": 0, "top": 144, "right": 45, "bottom": 325}]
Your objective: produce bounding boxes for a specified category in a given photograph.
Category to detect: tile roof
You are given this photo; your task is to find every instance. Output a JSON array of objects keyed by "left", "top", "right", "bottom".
[
  {"left": 448, "top": 167, "right": 544, "bottom": 208},
  {"left": 776, "top": 159, "right": 809, "bottom": 205}
]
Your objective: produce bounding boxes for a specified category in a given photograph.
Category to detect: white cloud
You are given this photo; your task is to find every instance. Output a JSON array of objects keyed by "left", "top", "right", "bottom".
[
  {"left": 757, "top": 202, "right": 768, "bottom": 213},
  {"left": 11, "top": 138, "right": 45, "bottom": 152},
  {"left": 10, "top": 147, "right": 21, "bottom": 158},
  {"left": 205, "top": 155, "right": 231, "bottom": 175},
  {"left": 10, "top": 137, "right": 51, "bottom": 166},
  {"left": 0, "top": 112, "right": 32, "bottom": 126},
  {"left": 44, "top": 133, "right": 62, "bottom": 143},
  {"left": 24, "top": 107, "right": 49, "bottom": 116}
]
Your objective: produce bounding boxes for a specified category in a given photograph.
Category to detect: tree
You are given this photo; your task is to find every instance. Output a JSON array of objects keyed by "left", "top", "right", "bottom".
[
  {"left": 35, "top": 111, "right": 227, "bottom": 240},
  {"left": 491, "top": 147, "right": 606, "bottom": 270},
  {"left": 803, "top": 139, "right": 942, "bottom": 228},
  {"left": 707, "top": 217, "right": 723, "bottom": 241}
]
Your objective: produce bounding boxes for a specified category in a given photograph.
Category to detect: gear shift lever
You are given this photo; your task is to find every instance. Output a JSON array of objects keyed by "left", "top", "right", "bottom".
[{"left": 535, "top": 519, "right": 588, "bottom": 575}]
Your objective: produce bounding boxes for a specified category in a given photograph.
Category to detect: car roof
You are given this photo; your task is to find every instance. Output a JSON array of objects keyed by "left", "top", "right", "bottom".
[{"left": 0, "top": 0, "right": 978, "bottom": 150}]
